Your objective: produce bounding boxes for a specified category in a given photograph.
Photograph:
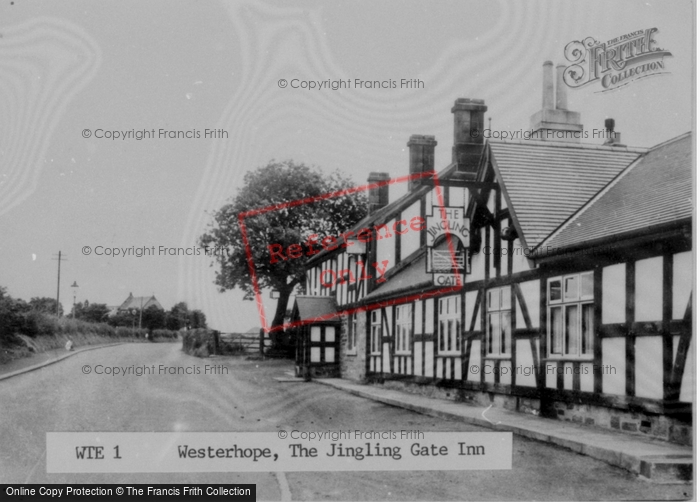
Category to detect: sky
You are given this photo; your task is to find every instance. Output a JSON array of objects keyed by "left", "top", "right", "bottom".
[{"left": 0, "top": 0, "right": 694, "bottom": 332}]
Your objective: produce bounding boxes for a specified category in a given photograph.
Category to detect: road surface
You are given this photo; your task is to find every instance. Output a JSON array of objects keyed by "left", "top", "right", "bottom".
[{"left": 0, "top": 343, "right": 689, "bottom": 500}]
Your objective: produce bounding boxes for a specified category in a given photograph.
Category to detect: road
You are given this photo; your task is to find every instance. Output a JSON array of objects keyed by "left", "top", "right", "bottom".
[{"left": 0, "top": 343, "right": 689, "bottom": 500}]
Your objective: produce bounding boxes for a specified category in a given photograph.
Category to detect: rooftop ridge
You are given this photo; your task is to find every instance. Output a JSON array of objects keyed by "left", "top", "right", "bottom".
[{"left": 488, "top": 138, "right": 648, "bottom": 153}]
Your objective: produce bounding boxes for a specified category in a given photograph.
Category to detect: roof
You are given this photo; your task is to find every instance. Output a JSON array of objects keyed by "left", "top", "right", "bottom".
[
  {"left": 244, "top": 326, "right": 261, "bottom": 334},
  {"left": 490, "top": 140, "right": 644, "bottom": 248},
  {"left": 307, "top": 163, "right": 461, "bottom": 266},
  {"left": 362, "top": 255, "right": 433, "bottom": 303},
  {"left": 292, "top": 296, "right": 339, "bottom": 322},
  {"left": 118, "top": 294, "right": 163, "bottom": 311},
  {"left": 540, "top": 132, "right": 692, "bottom": 253}
]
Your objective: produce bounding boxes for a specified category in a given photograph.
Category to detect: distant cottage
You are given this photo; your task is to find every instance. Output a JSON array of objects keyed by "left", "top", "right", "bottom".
[{"left": 111, "top": 293, "right": 164, "bottom": 315}]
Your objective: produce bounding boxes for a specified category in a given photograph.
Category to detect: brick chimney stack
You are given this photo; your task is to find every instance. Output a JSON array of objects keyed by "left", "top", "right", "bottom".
[
  {"left": 407, "top": 134, "right": 437, "bottom": 191},
  {"left": 530, "top": 61, "right": 583, "bottom": 142},
  {"left": 367, "top": 172, "right": 390, "bottom": 214},
  {"left": 451, "top": 98, "right": 487, "bottom": 176}
]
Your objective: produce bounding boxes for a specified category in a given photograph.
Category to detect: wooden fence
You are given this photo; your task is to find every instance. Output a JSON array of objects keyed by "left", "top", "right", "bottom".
[{"left": 219, "top": 332, "right": 271, "bottom": 354}]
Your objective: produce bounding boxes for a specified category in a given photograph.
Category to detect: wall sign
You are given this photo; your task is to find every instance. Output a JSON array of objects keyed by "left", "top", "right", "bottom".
[
  {"left": 426, "top": 207, "right": 470, "bottom": 248},
  {"left": 426, "top": 206, "right": 470, "bottom": 285}
]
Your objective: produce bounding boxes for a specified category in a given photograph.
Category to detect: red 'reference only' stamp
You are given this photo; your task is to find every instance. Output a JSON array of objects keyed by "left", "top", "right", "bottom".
[{"left": 238, "top": 171, "right": 463, "bottom": 333}]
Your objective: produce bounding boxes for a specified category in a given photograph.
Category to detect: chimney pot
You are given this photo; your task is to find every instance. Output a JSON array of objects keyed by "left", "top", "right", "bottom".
[
  {"left": 542, "top": 61, "right": 555, "bottom": 110},
  {"left": 603, "top": 118, "right": 624, "bottom": 146},
  {"left": 367, "top": 172, "right": 390, "bottom": 214},
  {"left": 555, "top": 64, "right": 568, "bottom": 110},
  {"left": 407, "top": 134, "right": 437, "bottom": 191}
]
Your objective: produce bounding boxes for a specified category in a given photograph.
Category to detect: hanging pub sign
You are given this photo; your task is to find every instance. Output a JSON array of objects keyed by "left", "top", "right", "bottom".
[{"left": 425, "top": 206, "right": 470, "bottom": 286}]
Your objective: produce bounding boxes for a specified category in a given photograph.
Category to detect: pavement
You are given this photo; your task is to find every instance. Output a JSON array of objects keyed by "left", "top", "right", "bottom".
[
  {"left": 315, "top": 377, "right": 693, "bottom": 484},
  {"left": 0, "top": 342, "right": 124, "bottom": 381}
]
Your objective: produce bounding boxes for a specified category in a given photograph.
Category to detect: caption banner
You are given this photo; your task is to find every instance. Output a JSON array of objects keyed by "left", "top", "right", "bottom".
[{"left": 47, "top": 432, "right": 512, "bottom": 472}]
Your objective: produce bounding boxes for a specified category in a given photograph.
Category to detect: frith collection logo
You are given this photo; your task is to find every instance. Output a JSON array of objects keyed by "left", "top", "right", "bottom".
[{"left": 563, "top": 28, "right": 672, "bottom": 92}]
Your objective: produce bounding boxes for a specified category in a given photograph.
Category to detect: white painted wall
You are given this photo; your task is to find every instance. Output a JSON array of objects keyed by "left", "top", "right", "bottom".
[
  {"left": 468, "top": 227, "right": 485, "bottom": 283},
  {"left": 465, "top": 291, "right": 479, "bottom": 331},
  {"left": 635, "top": 336, "right": 663, "bottom": 399},
  {"left": 413, "top": 342, "right": 423, "bottom": 376},
  {"left": 449, "top": 186, "right": 465, "bottom": 208},
  {"left": 515, "top": 339, "right": 536, "bottom": 387},
  {"left": 602, "top": 338, "right": 626, "bottom": 395},
  {"left": 453, "top": 357, "right": 462, "bottom": 381},
  {"left": 673, "top": 251, "right": 692, "bottom": 319},
  {"left": 603, "top": 264, "right": 625, "bottom": 324},
  {"left": 635, "top": 256, "right": 663, "bottom": 322},
  {"left": 484, "top": 361, "right": 495, "bottom": 384},
  {"left": 401, "top": 201, "right": 422, "bottom": 261},
  {"left": 376, "top": 219, "right": 395, "bottom": 273},
  {"left": 511, "top": 237, "right": 531, "bottom": 273},
  {"left": 519, "top": 280, "right": 540, "bottom": 329},
  {"left": 424, "top": 341, "right": 434, "bottom": 377},
  {"left": 680, "top": 334, "right": 694, "bottom": 403},
  {"left": 425, "top": 299, "right": 434, "bottom": 334},
  {"left": 563, "top": 362, "right": 573, "bottom": 390},
  {"left": 414, "top": 299, "right": 423, "bottom": 334},
  {"left": 545, "top": 362, "right": 557, "bottom": 388},
  {"left": 580, "top": 363, "right": 594, "bottom": 392},
  {"left": 500, "top": 359, "right": 512, "bottom": 385}
]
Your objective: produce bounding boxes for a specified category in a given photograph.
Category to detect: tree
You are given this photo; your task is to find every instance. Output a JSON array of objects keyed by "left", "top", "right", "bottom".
[
  {"left": 0, "top": 287, "right": 32, "bottom": 341},
  {"left": 73, "top": 301, "right": 110, "bottom": 323},
  {"left": 141, "top": 305, "right": 166, "bottom": 331},
  {"left": 188, "top": 309, "right": 207, "bottom": 329},
  {"left": 200, "top": 161, "right": 367, "bottom": 332},
  {"left": 165, "top": 302, "right": 189, "bottom": 330},
  {"left": 107, "top": 310, "right": 136, "bottom": 328},
  {"left": 0, "top": 287, "right": 17, "bottom": 341},
  {"left": 29, "top": 297, "right": 63, "bottom": 317}
]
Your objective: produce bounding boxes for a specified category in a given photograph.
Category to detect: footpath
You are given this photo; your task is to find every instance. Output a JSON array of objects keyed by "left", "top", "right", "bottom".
[
  {"left": 315, "top": 378, "right": 693, "bottom": 484},
  {"left": 0, "top": 343, "right": 123, "bottom": 381}
]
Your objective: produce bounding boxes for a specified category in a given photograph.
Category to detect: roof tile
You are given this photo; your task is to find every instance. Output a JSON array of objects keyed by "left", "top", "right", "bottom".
[
  {"left": 541, "top": 133, "right": 692, "bottom": 251},
  {"left": 490, "top": 140, "right": 642, "bottom": 248}
]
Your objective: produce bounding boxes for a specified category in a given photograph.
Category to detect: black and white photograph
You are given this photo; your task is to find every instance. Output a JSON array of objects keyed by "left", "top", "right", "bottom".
[{"left": 0, "top": 1, "right": 695, "bottom": 500}]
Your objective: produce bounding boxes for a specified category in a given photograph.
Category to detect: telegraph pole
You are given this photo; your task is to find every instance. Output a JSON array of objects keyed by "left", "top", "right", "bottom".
[{"left": 52, "top": 251, "right": 67, "bottom": 317}]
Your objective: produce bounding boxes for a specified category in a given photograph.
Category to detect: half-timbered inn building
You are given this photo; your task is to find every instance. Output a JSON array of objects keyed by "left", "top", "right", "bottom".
[{"left": 292, "top": 61, "right": 693, "bottom": 445}]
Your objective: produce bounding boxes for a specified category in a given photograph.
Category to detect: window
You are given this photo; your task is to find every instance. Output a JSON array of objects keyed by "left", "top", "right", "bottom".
[
  {"left": 395, "top": 304, "right": 412, "bottom": 354},
  {"left": 486, "top": 286, "right": 511, "bottom": 356},
  {"left": 370, "top": 310, "right": 382, "bottom": 354},
  {"left": 548, "top": 272, "right": 594, "bottom": 358},
  {"left": 438, "top": 296, "right": 461, "bottom": 354},
  {"left": 347, "top": 312, "right": 357, "bottom": 352}
]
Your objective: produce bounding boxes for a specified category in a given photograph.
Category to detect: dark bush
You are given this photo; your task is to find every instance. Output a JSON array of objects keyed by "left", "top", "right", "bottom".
[
  {"left": 182, "top": 329, "right": 216, "bottom": 357},
  {"left": 151, "top": 329, "right": 178, "bottom": 342}
]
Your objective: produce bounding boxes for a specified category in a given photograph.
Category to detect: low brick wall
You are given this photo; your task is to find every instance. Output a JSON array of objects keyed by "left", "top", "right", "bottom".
[
  {"left": 375, "top": 379, "right": 692, "bottom": 446},
  {"left": 552, "top": 401, "right": 692, "bottom": 446}
]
